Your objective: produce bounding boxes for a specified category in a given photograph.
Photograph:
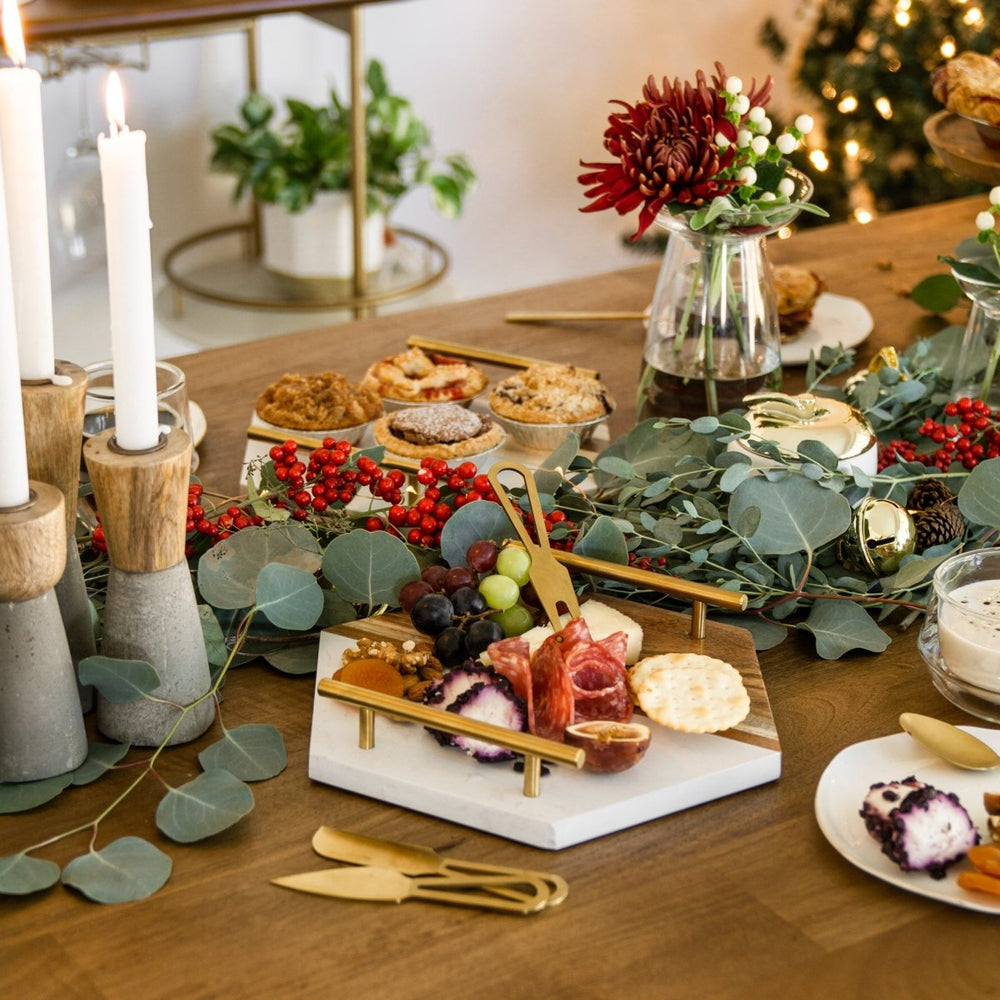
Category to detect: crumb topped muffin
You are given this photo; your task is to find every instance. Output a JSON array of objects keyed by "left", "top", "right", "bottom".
[
  {"left": 362, "top": 346, "right": 488, "bottom": 404},
  {"left": 489, "top": 364, "right": 614, "bottom": 425},
  {"left": 773, "top": 265, "right": 824, "bottom": 340},
  {"left": 373, "top": 403, "right": 505, "bottom": 459},
  {"left": 256, "top": 371, "right": 382, "bottom": 431}
]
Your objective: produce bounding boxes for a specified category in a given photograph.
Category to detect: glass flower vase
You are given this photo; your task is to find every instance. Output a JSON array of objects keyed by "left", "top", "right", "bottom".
[
  {"left": 637, "top": 215, "right": 784, "bottom": 420},
  {"left": 950, "top": 260, "right": 1000, "bottom": 408}
]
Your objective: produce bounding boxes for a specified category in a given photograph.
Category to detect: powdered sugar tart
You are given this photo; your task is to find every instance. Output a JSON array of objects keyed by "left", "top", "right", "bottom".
[
  {"left": 373, "top": 403, "right": 505, "bottom": 460},
  {"left": 361, "top": 346, "right": 488, "bottom": 406}
]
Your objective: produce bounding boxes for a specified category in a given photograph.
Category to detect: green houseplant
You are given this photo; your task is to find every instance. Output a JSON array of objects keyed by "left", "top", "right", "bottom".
[{"left": 209, "top": 59, "right": 475, "bottom": 278}]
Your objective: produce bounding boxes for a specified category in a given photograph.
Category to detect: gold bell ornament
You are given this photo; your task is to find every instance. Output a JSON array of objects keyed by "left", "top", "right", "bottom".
[{"left": 837, "top": 496, "right": 917, "bottom": 576}]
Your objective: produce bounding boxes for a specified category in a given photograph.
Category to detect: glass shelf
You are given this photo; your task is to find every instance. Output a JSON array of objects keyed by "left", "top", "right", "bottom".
[{"left": 162, "top": 221, "right": 449, "bottom": 313}]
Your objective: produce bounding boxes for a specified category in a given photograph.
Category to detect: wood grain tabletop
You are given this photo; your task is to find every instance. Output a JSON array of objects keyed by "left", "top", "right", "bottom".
[{"left": 4, "top": 195, "right": 997, "bottom": 1000}]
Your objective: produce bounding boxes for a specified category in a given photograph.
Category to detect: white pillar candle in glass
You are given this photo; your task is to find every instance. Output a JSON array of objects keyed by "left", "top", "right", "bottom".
[
  {"left": 0, "top": 0, "right": 55, "bottom": 382},
  {"left": 0, "top": 151, "right": 30, "bottom": 509},
  {"left": 97, "top": 71, "right": 159, "bottom": 452}
]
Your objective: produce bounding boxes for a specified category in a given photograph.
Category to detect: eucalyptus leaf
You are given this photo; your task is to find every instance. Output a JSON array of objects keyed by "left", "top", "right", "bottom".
[
  {"left": 199, "top": 605, "right": 229, "bottom": 666},
  {"left": 797, "top": 439, "right": 841, "bottom": 472},
  {"left": 799, "top": 600, "right": 891, "bottom": 659},
  {"left": 197, "top": 724, "right": 287, "bottom": 781},
  {"left": 958, "top": 458, "right": 1000, "bottom": 527},
  {"left": 596, "top": 455, "right": 638, "bottom": 480},
  {"left": 317, "top": 589, "right": 360, "bottom": 627},
  {"left": 264, "top": 643, "right": 319, "bottom": 675},
  {"left": 0, "top": 772, "right": 73, "bottom": 814},
  {"left": 573, "top": 515, "right": 629, "bottom": 564},
  {"left": 719, "top": 462, "right": 753, "bottom": 492},
  {"left": 321, "top": 529, "right": 419, "bottom": 606},
  {"left": 714, "top": 615, "right": 787, "bottom": 651},
  {"left": 156, "top": 769, "right": 254, "bottom": 843},
  {"left": 0, "top": 853, "right": 61, "bottom": 895},
  {"left": 71, "top": 742, "right": 131, "bottom": 786},
  {"left": 439, "top": 499, "right": 515, "bottom": 567},
  {"left": 198, "top": 523, "right": 322, "bottom": 610},
  {"left": 255, "top": 562, "right": 324, "bottom": 631},
  {"left": 62, "top": 837, "right": 172, "bottom": 903},
  {"left": 78, "top": 656, "right": 160, "bottom": 703},
  {"left": 728, "top": 476, "right": 851, "bottom": 555}
]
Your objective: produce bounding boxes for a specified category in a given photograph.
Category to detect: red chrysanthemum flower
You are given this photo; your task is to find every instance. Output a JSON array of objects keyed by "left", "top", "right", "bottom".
[{"left": 579, "top": 63, "right": 774, "bottom": 241}]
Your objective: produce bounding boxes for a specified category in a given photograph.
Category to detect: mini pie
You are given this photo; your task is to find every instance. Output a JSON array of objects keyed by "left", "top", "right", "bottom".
[
  {"left": 932, "top": 50, "right": 1000, "bottom": 125},
  {"left": 361, "top": 346, "right": 488, "bottom": 403},
  {"left": 489, "top": 364, "right": 615, "bottom": 424},
  {"left": 773, "top": 265, "right": 824, "bottom": 341},
  {"left": 256, "top": 371, "right": 382, "bottom": 431},
  {"left": 373, "top": 403, "right": 505, "bottom": 459}
]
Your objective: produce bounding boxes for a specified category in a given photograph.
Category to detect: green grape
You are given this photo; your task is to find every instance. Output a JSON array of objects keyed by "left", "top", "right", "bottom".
[
  {"left": 478, "top": 573, "right": 520, "bottom": 611},
  {"left": 495, "top": 546, "right": 532, "bottom": 587},
  {"left": 489, "top": 602, "right": 535, "bottom": 638}
]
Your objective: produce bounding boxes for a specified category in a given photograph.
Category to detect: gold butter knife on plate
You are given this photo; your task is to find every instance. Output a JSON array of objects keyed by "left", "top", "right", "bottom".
[
  {"left": 311, "top": 826, "right": 569, "bottom": 905},
  {"left": 272, "top": 865, "right": 550, "bottom": 914}
]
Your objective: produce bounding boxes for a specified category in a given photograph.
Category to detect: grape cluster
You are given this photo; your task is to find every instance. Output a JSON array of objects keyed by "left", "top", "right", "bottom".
[
  {"left": 401, "top": 539, "right": 538, "bottom": 666},
  {"left": 878, "top": 397, "right": 1000, "bottom": 473}
]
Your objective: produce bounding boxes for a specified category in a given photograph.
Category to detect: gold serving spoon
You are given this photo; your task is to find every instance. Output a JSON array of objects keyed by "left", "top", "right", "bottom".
[{"left": 899, "top": 712, "right": 1000, "bottom": 771}]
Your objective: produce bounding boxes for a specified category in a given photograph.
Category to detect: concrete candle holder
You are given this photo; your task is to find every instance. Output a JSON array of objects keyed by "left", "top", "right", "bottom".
[
  {"left": 83, "top": 427, "right": 213, "bottom": 746},
  {"left": 0, "top": 482, "right": 88, "bottom": 782},
  {"left": 22, "top": 359, "right": 97, "bottom": 711}
]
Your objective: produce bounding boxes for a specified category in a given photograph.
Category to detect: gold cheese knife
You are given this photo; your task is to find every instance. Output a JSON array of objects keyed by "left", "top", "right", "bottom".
[
  {"left": 311, "top": 827, "right": 569, "bottom": 905},
  {"left": 271, "top": 865, "right": 550, "bottom": 914}
]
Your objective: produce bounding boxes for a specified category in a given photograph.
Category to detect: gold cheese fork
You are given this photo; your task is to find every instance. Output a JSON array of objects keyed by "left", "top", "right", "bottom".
[{"left": 486, "top": 461, "right": 580, "bottom": 628}]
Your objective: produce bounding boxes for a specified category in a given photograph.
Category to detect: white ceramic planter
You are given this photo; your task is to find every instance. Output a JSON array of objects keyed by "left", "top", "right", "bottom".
[{"left": 260, "top": 191, "right": 385, "bottom": 280}]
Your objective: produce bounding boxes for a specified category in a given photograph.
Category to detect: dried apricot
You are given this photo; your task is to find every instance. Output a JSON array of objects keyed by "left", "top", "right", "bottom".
[{"left": 334, "top": 658, "right": 405, "bottom": 698}]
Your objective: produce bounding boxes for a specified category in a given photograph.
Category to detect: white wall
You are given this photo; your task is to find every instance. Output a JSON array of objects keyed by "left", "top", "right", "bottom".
[{"left": 34, "top": 0, "right": 807, "bottom": 359}]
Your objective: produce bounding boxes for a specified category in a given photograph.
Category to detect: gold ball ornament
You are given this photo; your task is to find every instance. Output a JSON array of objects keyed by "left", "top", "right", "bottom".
[{"left": 837, "top": 496, "right": 917, "bottom": 576}]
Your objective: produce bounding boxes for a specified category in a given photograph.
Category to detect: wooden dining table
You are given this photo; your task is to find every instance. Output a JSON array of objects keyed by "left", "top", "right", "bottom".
[{"left": 4, "top": 195, "right": 999, "bottom": 1000}]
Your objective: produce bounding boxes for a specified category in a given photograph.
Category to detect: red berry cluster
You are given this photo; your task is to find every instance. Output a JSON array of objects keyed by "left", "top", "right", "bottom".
[
  {"left": 265, "top": 438, "right": 405, "bottom": 522},
  {"left": 878, "top": 397, "right": 1000, "bottom": 473},
  {"left": 627, "top": 552, "right": 668, "bottom": 571},
  {"left": 186, "top": 482, "right": 263, "bottom": 557},
  {"left": 380, "top": 459, "right": 495, "bottom": 548}
]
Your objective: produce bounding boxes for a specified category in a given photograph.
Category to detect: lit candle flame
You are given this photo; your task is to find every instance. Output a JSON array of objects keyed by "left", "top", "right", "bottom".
[
  {"left": 2, "top": 0, "right": 27, "bottom": 67},
  {"left": 105, "top": 70, "right": 127, "bottom": 138}
]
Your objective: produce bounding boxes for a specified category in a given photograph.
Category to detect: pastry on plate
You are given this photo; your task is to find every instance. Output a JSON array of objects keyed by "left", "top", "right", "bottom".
[
  {"left": 773, "top": 264, "right": 824, "bottom": 341},
  {"left": 489, "top": 364, "right": 615, "bottom": 424},
  {"left": 361, "top": 346, "right": 488, "bottom": 405},
  {"left": 931, "top": 50, "right": 1000, "bottom": 126},
  {"left": 373, "top": 403, "right": 505, "bottom": 460},
  {"left": 255, "top": 371, "right": 382, "bottom": 432}
]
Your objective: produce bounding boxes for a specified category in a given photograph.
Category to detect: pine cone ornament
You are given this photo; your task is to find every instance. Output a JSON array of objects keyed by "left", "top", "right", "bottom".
[
  {"left": 908, "top": 478, "right": 955, "bottom": 511},
  {"left": 911, "top": 504, "right": 966, "bottom": 551}
]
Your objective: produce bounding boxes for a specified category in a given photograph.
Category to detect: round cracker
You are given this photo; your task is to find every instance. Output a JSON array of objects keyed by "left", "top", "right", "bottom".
[
  {"left": 627, "top": 652, "right": 735, "bottom": 696},
  {"left": 635, "top": 661, "right": 750, "bottom": 734}
]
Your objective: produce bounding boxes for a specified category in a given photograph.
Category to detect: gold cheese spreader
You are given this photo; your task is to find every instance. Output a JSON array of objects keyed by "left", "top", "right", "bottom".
[
  {"left": 271, "top": 865, "right": 551, "bottom": 914},
  {"left": 311, "top": 827, "right": 568, "bottom": 905},
  {"left": 486, "top": 461, "right": 580, "bottom": 628}
]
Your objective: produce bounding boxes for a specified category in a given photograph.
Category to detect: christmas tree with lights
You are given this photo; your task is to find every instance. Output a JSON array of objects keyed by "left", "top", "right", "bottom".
[{"left": 761, "top": 0, "right": 1000, "bottom": 224}]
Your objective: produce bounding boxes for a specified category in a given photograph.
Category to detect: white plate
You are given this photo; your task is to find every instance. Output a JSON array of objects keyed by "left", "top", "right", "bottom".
[
  {"left": 781, "top": 293, "right": 873, "bottom": 366},
  {"left": 190, "top": 401, "right": 207, "bottom": 448},
  {"left": 815, "top": 727, "right": 1000, "bottom": 913}
]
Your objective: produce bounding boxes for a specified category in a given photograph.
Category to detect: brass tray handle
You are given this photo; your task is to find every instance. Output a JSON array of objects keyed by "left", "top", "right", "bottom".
[
  {"left": 318, "top": 678, "right": 584, "bottom": 798},
  {"left": 404, "top": 335, "right": 599, "bottom": 381}
]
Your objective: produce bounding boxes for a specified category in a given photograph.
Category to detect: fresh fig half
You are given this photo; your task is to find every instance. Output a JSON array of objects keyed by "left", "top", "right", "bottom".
[{"left": 564, "top": 720, "right": 651, "bottom": 773}]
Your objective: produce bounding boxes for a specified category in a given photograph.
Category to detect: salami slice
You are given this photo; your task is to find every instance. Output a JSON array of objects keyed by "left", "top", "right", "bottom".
[
  {"left": 530, "top": 635, "right": 575, "bottom": 741},
  {"left": 563, "top": 638, "right": 633, "bottom": 724}
]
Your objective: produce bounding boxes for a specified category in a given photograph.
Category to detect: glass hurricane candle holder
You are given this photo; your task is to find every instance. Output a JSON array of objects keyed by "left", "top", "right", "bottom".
[{"left": 918, "top": 547, "right": 1000, "bottom": 724}]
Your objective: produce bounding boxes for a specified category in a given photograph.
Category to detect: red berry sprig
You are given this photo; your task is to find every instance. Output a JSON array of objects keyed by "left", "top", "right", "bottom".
[{"left": 877, "top": 397, "right": 1000, "bottom": 473}]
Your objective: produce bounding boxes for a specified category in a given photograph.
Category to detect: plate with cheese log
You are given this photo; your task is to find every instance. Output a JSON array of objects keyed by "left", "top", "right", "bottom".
[
  {"left": 815, "top": 728, "right": 1000, "bottom": 913},
  {"left": 780, "top": 293, "right": 874, "bottom": 366},
  {"left": 309, "top": 596, "right": 780, "bottom": 850}
]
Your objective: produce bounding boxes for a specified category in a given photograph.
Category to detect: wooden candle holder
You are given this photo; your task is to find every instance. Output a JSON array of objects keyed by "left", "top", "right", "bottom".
[
  {"left": 82, "top": 426, "right": 213, "bottom": 746},
  {"left": 21, "top": 360, "right": 87, "bottom": 538},
  {"left": 83, "top": 424, "right": 192, "bottom": 572},
  {"left": 0, "top": 482, "right": 88, "bottom": 782},
  {"left": 21, "top": 360, "right": 97, "bottom": 708}
]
